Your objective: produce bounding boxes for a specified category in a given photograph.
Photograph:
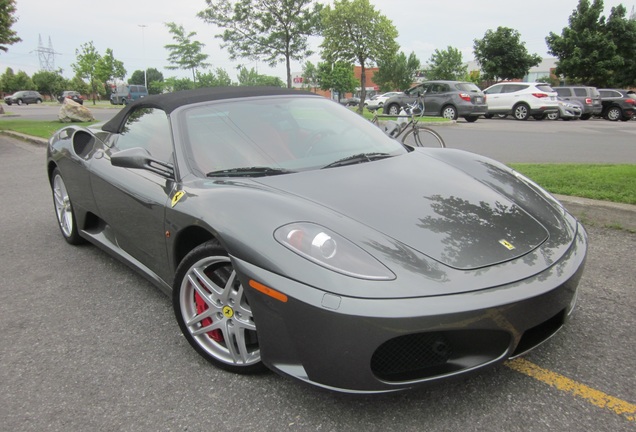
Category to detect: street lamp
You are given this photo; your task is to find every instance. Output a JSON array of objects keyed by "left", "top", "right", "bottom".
[{"left": 138, "top": 24, "right": 147, "bottom": 89}]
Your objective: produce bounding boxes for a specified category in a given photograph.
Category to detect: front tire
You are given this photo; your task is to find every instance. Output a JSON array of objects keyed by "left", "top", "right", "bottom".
[
  {"left": 547, "top": 111, "right": 559, "bottom": 120},
  {"left": 513, "top": 103, "right": 530, "bottom": 120},
  {"left": 173, "top": 240, "right": 265, "bottom": 374},
  {"left": 17, "top": 99, "right": 23, "bottom": 106},
  {"left": 51, "top": 168, "right": 83, "bottom": 245},
  {"left": 464, "top": 116, "right": 478, "bottom": 123}
]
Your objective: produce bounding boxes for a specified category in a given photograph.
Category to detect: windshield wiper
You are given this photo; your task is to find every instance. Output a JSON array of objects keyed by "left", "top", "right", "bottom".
[
  {"left": 322, "top": 152, "right": 392, "bottom": 169},
  {"left": 206, "top": 166, "right": 296, "bottom": 178}
]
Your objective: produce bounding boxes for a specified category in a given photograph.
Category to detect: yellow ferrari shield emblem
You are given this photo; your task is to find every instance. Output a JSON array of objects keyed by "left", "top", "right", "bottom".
[
  {"left": 171, "top": 190, "right": 185, "bottom": 208},
  {"left": 499, "top": 239, "right": 516, "bottom": 250},
  {"left": 222, "top": 306, "right": 234, "bottom": 318}
]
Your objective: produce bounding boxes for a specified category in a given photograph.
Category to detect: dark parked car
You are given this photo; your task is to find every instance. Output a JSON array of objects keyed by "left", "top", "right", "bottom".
[
  {"left": 57, "top": 91, "right": 84, "bottom": 105},
  {"left": 47, "top": 87, "right": 587, "bottom": 393},
  {"left": 597, "top": 89, "right": 636, "bottom": 121},
  {"left": 553, "top": 86, "right": 602, "bottom": 120},
  {"left": 4, "top": 90, "right": 44, "bottom": 106},
  {"left": 383, "top": 80, "right": 487, "bottom": 122},
  {"left": 338, "top": 96, "right": 361, "bottom": 107}
]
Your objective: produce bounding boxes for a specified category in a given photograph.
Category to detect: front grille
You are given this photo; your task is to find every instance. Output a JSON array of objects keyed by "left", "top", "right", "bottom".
[
  {"left": 371, "top": 330, "right": 511, "bottom": 382},
  {"left": 371, "top": 332, "right": 452, "bottom": 381}
]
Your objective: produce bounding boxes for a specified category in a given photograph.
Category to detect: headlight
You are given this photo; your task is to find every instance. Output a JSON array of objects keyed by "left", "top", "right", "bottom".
[{"left": 274, "top": 222, "right": 395, "bottom": 280}]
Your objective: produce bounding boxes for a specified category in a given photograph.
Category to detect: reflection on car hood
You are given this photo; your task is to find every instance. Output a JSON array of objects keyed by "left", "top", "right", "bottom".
[{"left": 257, "top": 151, "right": 551, "bottom": 270}]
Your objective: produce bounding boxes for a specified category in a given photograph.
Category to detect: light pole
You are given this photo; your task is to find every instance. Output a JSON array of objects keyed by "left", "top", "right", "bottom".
[{"left": 138, "top": 24, "right": 147, "bottom": 89}]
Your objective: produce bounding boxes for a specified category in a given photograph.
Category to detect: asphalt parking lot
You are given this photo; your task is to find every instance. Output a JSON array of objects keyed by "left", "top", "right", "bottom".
[{"left": 0, "top": 133, "right": 634, "bottom": 431}]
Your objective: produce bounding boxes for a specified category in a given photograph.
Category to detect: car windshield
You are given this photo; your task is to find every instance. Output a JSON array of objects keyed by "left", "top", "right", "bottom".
[{"left": 180, "top": 96, "right": 408, "bottom": 176}]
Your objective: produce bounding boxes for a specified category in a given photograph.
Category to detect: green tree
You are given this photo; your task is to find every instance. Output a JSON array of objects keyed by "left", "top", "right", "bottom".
[
  {"left": 69, "top": 75, "right": 90, "bottom": 96},
  {"left": 321, "top": 0, "right": 399, "bottom": 112},
  {"left": 199, "top": 0, "right": 322, "bottom": 89},
  {"left": 0, "top": 67, "right": 17, "bottom": 92},
  {"left": 605, "top": 5, "right": 636, "bottom": 87},
  {"left": 32, "top": 70, "right": 67, "bottom": 99},
  {"left": 236, "top": 66, "right": 285, "bottom": 87},
  {"left": 163, "top": 77, "right": 195, "bottom": 92},
  {"left": 12, "top": 70, "right": 34, "bottom": 90},
  {"left": 427, "top": 46, "right": 468, "bottom": 81},
  {"left": 546, "top": 0, "right": 636, "bottom": 87},
  {"left": 164, "top": 22, "right": 210, "bottom": 83},
  {"left": 0, "top": 0, "right": 21, "bottom": 52},
  {"left": 130, "top": 68, "right": 164, "bottom": 94},
  {"left": 196, "top": 68, "right": 234, "bottom": 87},
  {"left": 95, "top": 48, "right": 126, "bottom": 90},
  {"left": 473, "top": 27, "right": 541, "bottom": 82},
  {"left": 373, "top": 51, "right": 420, "bottom": 92},
  {"left": 301, "top": 61, "right": 320, "bottom": 92},
  {"left": 317, "top": 61, "right": 357, "bottom": 101},
  {"left": 72, "top": 42, "right": 102, "bottom": 104}
]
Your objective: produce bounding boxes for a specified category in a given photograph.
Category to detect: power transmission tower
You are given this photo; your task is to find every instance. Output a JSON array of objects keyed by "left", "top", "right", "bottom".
[{"left": 35, "top": 35, "right": 58, "bottom": 71}]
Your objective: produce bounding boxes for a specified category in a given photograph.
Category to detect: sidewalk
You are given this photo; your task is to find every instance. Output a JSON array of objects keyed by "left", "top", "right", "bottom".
[{"left": 2, "top": 129, "right": 635, "bottom": 232}]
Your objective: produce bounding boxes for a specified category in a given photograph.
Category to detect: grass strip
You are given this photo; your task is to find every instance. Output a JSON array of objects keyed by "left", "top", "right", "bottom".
[
  {"left": 510, "top": 163, "right": 636, "bottom": 205},
  {"left": 0, "top": 119, "right": 97, "bottom": 139}
]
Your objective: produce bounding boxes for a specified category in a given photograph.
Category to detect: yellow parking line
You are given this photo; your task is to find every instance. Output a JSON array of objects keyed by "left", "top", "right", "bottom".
[{"left": 505, "top": 358, "right": 636, "bottom": 422}]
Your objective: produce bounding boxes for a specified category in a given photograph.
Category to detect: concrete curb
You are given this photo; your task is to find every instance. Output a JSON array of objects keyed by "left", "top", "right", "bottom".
[
  {"left": 2, "top": 130, "right": 634, "bottom": 231},
  {"left": 1, "top": 130, "right": 48, "bottom": 146},
  {"left": 555, "top": 194, "right": 636, "bottom": 232}
]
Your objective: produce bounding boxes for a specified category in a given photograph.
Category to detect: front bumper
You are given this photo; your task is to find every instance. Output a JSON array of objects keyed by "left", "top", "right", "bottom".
[{"left": 233, "top": 223, "right": 587, "bottom": 393}]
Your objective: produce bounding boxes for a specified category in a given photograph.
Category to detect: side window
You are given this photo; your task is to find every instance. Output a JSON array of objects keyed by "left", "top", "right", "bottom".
[
  {"left": 428, "top": 84, "right": 441, "bottom": 94},
  {"left": 573, "top": 88, "right": 587, "bottom": 97},
  {"left": 554, "top": 88, "right": 570, "bottom": 97},
  {"left": 485, "top": 85, "right": 502, "bottom": 94},
  {"left": 505, "top": 84, "right": 527, "bottom": 93},
  {"left": 115, "top": 108, "right": 173, "bottom": 163}
]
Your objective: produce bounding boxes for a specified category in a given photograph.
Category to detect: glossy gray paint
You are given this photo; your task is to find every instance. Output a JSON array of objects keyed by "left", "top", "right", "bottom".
[{"left": 46, "top": 93, "right": 587, "bottom": 393}]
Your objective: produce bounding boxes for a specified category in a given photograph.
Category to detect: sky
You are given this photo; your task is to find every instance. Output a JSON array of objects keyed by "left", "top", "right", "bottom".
[{"left": 2, "top": 0, "right": 634, "bottom": 83}]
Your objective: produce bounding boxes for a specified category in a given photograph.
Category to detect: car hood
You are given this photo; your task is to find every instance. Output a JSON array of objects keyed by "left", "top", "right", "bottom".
[{"left": 255, "top": 151, "right": 551, "bottom": 270}]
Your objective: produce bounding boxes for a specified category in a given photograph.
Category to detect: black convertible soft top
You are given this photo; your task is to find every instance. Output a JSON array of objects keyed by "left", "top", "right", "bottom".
[{"left": 102, "top": 86, "right": 319, "bottom": 133}]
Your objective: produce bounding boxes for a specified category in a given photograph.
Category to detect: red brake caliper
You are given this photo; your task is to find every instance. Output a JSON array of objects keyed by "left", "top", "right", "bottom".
[{"left": 194, "top": 289, "right": 224, "bottom": 342}]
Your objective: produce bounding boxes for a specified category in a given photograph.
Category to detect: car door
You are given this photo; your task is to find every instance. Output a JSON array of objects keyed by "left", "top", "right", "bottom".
[
  {"left": 500, "top": 84, "right": 528, "bottom": 110},
  {"left": 89, "top": 107, "right": 176, "bottom": 283},
  {"left": 402, "top": 83, "right": 427, "bottom": 108},
  {"left": 484, "top": 84, "right": 505, "bottom": 112},
  {"left": 423, "top": 83, "right": 450, "bottom": 115}
]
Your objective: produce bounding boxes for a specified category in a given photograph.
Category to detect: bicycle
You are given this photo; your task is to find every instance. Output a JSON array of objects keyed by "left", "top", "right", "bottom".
[{"left": 370, "top": 98, "right": 446, "bottom": 148}]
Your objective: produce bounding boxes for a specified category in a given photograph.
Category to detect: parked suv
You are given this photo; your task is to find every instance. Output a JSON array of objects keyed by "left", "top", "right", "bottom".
[
  {"left": 483, "top": 82, "right": 558, "bottom": 120},
  {"left": 4, "top": 90, "right": 44, "bottom": 106},
  {"left": 383, "top": 80, "right": 487, "bottom": 122},
  {"left": 553, "top": 86, "right": 601, "bottom": 120},
  {"left": 596, "top": 89, "right": 636, "bottom": 121},
  {"left": 110, "top": 84, "right": 148, "bottom": 105}
]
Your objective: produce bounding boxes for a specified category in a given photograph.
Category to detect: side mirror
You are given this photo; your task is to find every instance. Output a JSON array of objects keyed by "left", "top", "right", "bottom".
[{"left": 111, "top": 147, "right": 174, "bottom": 179}]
